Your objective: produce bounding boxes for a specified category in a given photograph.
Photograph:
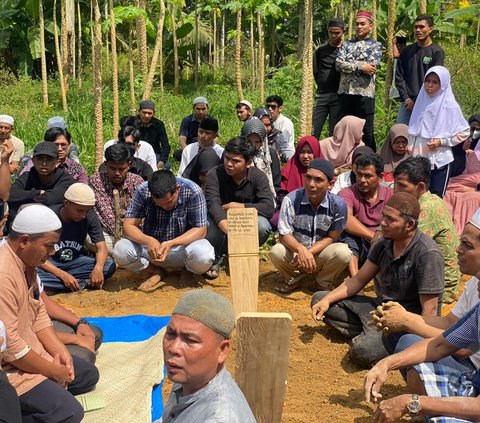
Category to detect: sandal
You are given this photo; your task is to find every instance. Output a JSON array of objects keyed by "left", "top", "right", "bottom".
[
  {"left": 138, "top": 269, "right": 165, "bottom": 292},
  {"left": 204, "top": 255, "right": 225, "bottom": 280},
  {"left": 274, "top": 275, "right": 305, "bottom": 294}
]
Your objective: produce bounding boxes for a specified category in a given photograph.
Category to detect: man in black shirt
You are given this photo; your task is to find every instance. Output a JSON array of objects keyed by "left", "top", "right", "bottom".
[
  {"left": 312, "top": 18, "right": 345, "bottom": 138},
  {"left": 395, "top": 14, "right": 445, "bottom": 124},
  {"left": 37, "top": 183, "right": 116, "bottom": 292},
  {"left": 137, "top": 100, "right": 171, "bottom": 169}
]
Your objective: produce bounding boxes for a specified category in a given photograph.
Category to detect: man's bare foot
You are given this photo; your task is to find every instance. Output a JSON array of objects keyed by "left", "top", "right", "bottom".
[
  {"left": 138, "top": 270, "right": 165, "bottom": 292},
  {"left": 178, "top": 269, "right": 205, "bottom": 287}
]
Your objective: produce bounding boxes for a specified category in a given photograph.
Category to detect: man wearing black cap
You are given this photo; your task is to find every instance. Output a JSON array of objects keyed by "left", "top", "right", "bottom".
[
  {"left": 178, "top": 116, "right": 223, "bottom": 177},
  {"left": 270, "top": 158, "right": 351, "bottom": 293},
  {"left": 312, "top": 18, "right": 345, "bottom": 138},
  {"left": 136, "top": 100, "right": 171, "bottom": 169},
  {"left": 9, "top": 141, "right": 75, "bottom": 221},
  {"left": 311, "top": 192, "right": 445, "bottom": 368}
]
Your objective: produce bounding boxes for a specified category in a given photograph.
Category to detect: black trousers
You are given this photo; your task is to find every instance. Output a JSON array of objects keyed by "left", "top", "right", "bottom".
[
  {"left": 0, "top": 370, "right": 21, "bottom": 423},
  {"left": 338, "top": 94, "right": 376, "bottom": 151}
]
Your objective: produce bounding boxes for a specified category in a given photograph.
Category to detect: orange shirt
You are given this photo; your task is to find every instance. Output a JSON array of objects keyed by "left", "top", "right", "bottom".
[{"left": 0, "top": 242, "right": 53, "bottom": 395}]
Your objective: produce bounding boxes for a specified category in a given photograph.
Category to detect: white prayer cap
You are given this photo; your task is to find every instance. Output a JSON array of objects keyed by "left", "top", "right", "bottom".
[
  {"left": 0, "top": 115, "right": 14, "bottom": 126},
  {"left": 12, "top": 204, "right": 62, "bottom": 234},
  {"left": 64, "top": 183, "right": 96, "bottom": 206},
  {"left": 469, "top": 208, "right": 480, "bottom": 230},
  {"left": 47, "top": 116, "right": 67, "bottom": 130}
]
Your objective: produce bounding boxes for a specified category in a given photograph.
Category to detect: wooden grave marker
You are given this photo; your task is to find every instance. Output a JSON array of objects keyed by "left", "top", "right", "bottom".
[
  {"left": 227, "top": 208, "right": 259, "bottom": 315},
  {"left": 235, "top": 312, "right": 292, "bottom": 423}
]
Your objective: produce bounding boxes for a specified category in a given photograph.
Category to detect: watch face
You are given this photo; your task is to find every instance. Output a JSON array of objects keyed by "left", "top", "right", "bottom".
[{"left": 407, "top": 398, "right": 421, "bottom": 414}]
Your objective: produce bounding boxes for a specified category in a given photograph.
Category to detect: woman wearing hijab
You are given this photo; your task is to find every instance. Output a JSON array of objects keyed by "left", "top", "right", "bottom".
[
  {"left": 378, "top": 123, "right": 410, "bottom": 186},
  {"left": 319, "top": 115, "right": 365, "bottom": 170},
  {"left": 331, "top": 145, "right": 374, "bottom": 194},
  {"left": 182, "top": 147, "right": 222, "bottom": 191},
  {"left": 408, "top": 66, "right": 470, "bottom": 197}
]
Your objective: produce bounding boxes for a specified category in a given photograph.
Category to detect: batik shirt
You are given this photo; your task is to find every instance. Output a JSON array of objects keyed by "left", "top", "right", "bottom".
[{"left": 336, "top": 37, "right": 383, "bottom": 98}]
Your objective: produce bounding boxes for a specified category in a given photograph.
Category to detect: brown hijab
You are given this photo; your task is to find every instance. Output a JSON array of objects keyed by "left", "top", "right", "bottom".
[{"left": 379, "top": 123, "right": 410, "bottom": 173}]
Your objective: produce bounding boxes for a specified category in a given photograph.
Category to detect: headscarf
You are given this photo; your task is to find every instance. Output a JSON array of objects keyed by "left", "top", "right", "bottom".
[
  {"left": 182, "top": 147, "right": 221, "bottom": 187},
  {"left": 409, "top": 66, "right": 469, "bottom": 138},
  {"left": 319, "top": 115, "right": 365, "bottom": 167},
  {"left": 281, "top": 136, "right": 323, "bottom": 193},
  {"left": 379, "top": 124, "right": 410, "bottom": 173}
]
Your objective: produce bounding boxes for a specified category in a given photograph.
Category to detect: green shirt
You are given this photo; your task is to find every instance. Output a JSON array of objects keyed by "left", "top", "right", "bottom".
[{"left": 418, "top": 191, "right": 460, "bottom": 303}]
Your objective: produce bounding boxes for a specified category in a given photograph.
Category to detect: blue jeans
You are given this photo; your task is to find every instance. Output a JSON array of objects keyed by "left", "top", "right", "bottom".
[
  {"left": 396, "top": 101, "right": 412, "bottom": 125},
  {"left": 38, "top": 256, "right": 116, "bottom": 292},
  {"left": 155, "top": 153, "right": 171, "bottom": 170}
]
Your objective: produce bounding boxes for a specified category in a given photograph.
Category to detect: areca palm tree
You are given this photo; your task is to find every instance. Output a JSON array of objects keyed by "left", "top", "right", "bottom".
[
  {"left": 109, "top": 0, "right": 119, "bottom": 135},
  {"left": 299, "top": 0, "right": 313, "bottom": 135},
  {"left": 39, "top": 0, "right": 48, "bottom": 107},
  {"left": 92, "top": 0, "right": 104, "bottom": 167}
]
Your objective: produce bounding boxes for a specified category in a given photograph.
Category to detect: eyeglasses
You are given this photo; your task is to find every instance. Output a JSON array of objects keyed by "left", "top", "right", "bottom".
[{"left": 266, "top": 104, "right": 278, "bottom": 110}]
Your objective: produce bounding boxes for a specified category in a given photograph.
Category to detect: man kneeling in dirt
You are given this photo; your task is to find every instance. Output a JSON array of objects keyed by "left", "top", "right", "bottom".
[
  {"left": 311, "top": 192, "right": 444, "bottom": 368},
  {"left": 162, "top": 289, "right": 256, "bottom": 422},
  {"left": 113, "top": 170, "right": 215, "bottom": 290}
]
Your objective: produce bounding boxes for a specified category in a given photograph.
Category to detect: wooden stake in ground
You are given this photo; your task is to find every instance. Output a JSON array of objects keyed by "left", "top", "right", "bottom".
[
  {"left": 235, "top": 312, "right": 292, "bottom": 423},
  {"left": 227, "top": 208, "right": 259, "bottom": 315},
  {"left": 113, "top": 189, "right": 121, "bottom": 243}
]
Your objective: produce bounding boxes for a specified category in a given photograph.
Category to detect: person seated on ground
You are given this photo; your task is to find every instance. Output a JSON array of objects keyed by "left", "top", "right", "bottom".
[
  {"left": 163, "top": 289, "right": 256, "bottom": 422},
  {"left": 408, "top": 66, "right": 470, "bottom": 198},
  {"left": 0, "top": 320, "right": 22, "bottom": 423},
  {"left": 444, "top": 114, "right": 480, "bottom": 235},
  {"left": 280, "top": 135, "right": 323, "bottom": 200},
  {"left": 20, "top": 127, "right": 88, "bottom": 183},
  {"left": 236, "top": 100, "right": 253, "bottom": 123},
  {"left": 338, "top": 153, "right": 393, "bottom": 275},
  {"left": 178, "top": 116, "right": 223, "bottom": 177},
  {"left": 319, "top": 115, "right": 366, "bottom": 172},
  {"left": 37, "top": 183, "right": 116, "bottom": 292},
  {"left": 378, "top": 123, "right": 410, "bottom": 187},
  {"left": 112, "top": 170, "right": 215, "bottom": 289},
  {"left": 182, "top": 147, "right": 222, "bottom": 192},
  {"left": 204, "top": 136, "right": 275, "bottom": 279},
  {"left": 9, "top": 141, "right": 75, "bottom": 222},
  {"left": 104, "top": 120, "right": 157, "bottom": 172},
  {"left": 331, "top": 145, "right": 374, "bottom": 194},
  {"left": 174, "top": 96, "right": 211, "bottom": 162},
  {"left": 0, "top": 114, "right": 24, "bottom": 174},
  {"left": 0, "top": 205, "right": 99, "bottom": 422},
  {"left": 101, "top": 126, "right": 153, "bottom": 181},
  {"left": 270, "top": 158, "right": 351, "bottom": 293},
  {"left": 253, "top": 107, "right": 294, "bottom": 163},
  {"left": 368, "top": 208, "right": 480, "bottom": 385},
  {"left": 47, "top": 116, "right": 81, "bottom": 163},
  {"left": 266, "top": 95, "right": 295, "bottom": 154},
  {"left": 89, "top": 144, "right": 144, "bottom": 253},
  {"left": 137, "top": 100, "right": 171, "bottom": 169},
  {"left": 311, "top": 192, "right": 445, "bottom": 368},
  {"left": 241, "top": 117, "right": 281, "bottom": 205},
  {"left": 394, "top": 156, "right": 460, "bottom": 304}
]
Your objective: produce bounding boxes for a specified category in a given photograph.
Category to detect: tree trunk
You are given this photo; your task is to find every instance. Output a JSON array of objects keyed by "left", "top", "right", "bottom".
[
  {"left": 348, "top": 0, "right": 354, "bottom": 40},
  {"left": 54, "top": 0, "right": 68, "bottom": 112},
  {"left": 60, "top": 0, "right": 69, "bottom": 83},
  {"left": 171, "top": 1, "right": 180, "bottom": 94},
  {"left": 39, "top": 0, "right": 49, "bottom": 107},
  {"left": 220, "top": 8, "right": 225, "bottom": 68},
  {"left": 270, "top": 15, "right": 275, "bottom": 66},
  {"left": 77, "top": 0, "right": 82, "bottom": 90},
  {"left": 137, "top": 0, "right": 148, "bottom": 82},
  {"left": 104, "top": 2, "right": 109, "bottom": 68},
  {"left": 213, "top": 9, "right": 217, "bottom": 74},
  {"left": 194, "top": 0, "right": 199, "bottom": 88},
  {"left": 372, "top": 0, "right": 377, "bottom": 39},
  {"left": 460, "top": 33, "right": 466, "bottom": 49},
  {"left": 257, "top": 13, "right": 264, "bottom": 103},
  {"left": 299, "top": 0, "right": 313, "bottom": 136},
  {"left": 297, "top": 0, "right": 305, "bottom": 60},
  {"left": 144, "top": 0, "right": 166, "bottom": 97},
  {"left": 250, "top": 10, "right": 255, "bottom": 89},
  {"left": 477, "top": 16, "right": 480, "bottom": 43},
  {"left": 109, "top": 0, "right": 119, "bottom": 136},
  {"left": 384, "top": 0, "right": 396, "bottom": 109},
  {"left": 93, "top": 0, "right": 104, "bottom": 168},
  {"left": 420, "top": 0, "right": 427, "bottom": 14},
  {"left": 235, "top": 8, "right": 244, "bottom": 100},
  {"left": 129, "top": 26, "right": 136, "bottom": 113},
  {"left": 65, "top": 0, "right": 75, "bottom": 78},
  {"left": 337, "top": 2, "right": 344, "bottom": 19}
]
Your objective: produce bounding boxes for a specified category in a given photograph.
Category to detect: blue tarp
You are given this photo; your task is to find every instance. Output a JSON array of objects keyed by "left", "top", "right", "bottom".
[{"left": 86, "top": 315, "right": 171, "bottom": 422}]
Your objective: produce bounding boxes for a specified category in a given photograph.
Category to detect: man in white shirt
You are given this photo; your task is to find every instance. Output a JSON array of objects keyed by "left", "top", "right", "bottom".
[
  {"left": 265, "top": 95, "right": 295, "bottom": 153},
  {"left": 0, "top": 114, "right": 24, "bottom": 174}
]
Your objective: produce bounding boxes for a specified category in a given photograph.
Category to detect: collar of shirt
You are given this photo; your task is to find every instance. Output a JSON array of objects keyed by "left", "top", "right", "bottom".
[
  {"left": 356, "top": 184, "right": 387, "bottom": 206},
  {"left": 383, "top": 229, "right": 421, "bottom": 261},
  {"left": 300, "top": 189, "right": 330, "bottom": 210}
]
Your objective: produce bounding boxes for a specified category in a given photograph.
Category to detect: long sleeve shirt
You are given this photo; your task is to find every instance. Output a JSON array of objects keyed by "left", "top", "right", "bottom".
[{"left": 138, "top": 117, "right": 171, "bottom": 162}]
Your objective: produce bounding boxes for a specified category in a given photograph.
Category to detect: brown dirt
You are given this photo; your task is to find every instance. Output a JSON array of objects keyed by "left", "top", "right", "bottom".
[{"left": 52, "top": 262, "right": 462, "bottom": 423}]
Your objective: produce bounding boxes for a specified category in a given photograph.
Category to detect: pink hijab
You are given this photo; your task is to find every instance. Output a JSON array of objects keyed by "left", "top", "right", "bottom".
[
  {"left": 281, "top": 136, "right": 323, "bottom": 193},
  {"left": 320, "top": 115, "right": 366, "bottom": 167}
]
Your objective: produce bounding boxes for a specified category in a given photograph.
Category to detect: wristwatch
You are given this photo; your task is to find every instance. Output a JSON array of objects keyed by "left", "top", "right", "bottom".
[
  {"left": 73, "top": 318, "right": 89, "bottom": 333},
  {"left": 407, "top": 394, "right": 421, "bottom": 415}
]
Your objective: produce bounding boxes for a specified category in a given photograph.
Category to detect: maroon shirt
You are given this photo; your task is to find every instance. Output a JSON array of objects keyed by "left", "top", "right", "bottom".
[{"left": 338, "top": 184, "right": 393, "bottom": 230}]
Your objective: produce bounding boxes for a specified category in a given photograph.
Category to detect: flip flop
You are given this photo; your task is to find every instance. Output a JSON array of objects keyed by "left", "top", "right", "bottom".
[
  {"left": 274, "top": 275, "right": 305, "bottom": 294},
  {"left": 138, "top": 271, "right": 164, "bottom": 292},
  {"left": 204, "top": 255, "right": 225, "bottom": 280}
]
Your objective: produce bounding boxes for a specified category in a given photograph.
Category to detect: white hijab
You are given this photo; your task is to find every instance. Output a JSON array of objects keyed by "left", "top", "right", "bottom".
[{"left": 408, "top": 66, "right": 469, "bottom": 139}]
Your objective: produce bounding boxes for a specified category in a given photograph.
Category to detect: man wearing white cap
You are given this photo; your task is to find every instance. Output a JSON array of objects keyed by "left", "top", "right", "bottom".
[
  {"left": 364, "top": 208, "right": 480, "bottom": 422},
  {"left": 0, "top": 204, "right": 98, "bottom": 422},
  {"left": 37, "top": 183, "right": 116, "bottom": 292},
  {"left": 0, "top": 114, "right": 24, "bottom": 174},
  {"left": 236, "top": 100, "right": 253, "bottom": 123}
]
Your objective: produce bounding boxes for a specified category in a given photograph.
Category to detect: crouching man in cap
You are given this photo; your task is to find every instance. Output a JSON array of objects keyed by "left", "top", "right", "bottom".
[
  {"left": 162, "top": 289, "right": 256, "bottom": 422},
  {"left": 0, "top": 204, "right": 99, "bottom": 422}
]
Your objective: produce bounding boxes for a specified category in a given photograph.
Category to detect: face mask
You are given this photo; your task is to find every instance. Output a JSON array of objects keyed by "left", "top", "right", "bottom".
[{"left": 473, "top": 129, "right": 480, "bottom": 141}]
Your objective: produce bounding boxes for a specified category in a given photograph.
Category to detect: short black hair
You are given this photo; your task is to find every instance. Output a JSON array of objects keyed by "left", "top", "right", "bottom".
[
  {"left": 120, "top": 115, "right": 140, "bottom": 129},
  {"left": 105, "top": 143, "right": 132, "bottom": 163},
  {"left": 355, "top": 153, "right": 384, "bottom": 176},
  {"left": 44, "top": 127, "right": 71, "bottom": 144},
  {"left": 265, "top": 95, "right": 283, "bottom": 107},
  {"left": 224, "top": 136, "right": 255, "bottom": 161},
  {"left": 415, "top": 14, "right": 434, "bottom": 27},
  {"left": 148, "top": 170, "right": 177, "bottom": 199},
  {"left": 393, "top": 156, "right": 431, "bottom": 189},
  {"left": 118, "top": 126, "right": 141, "bottom": 144}
]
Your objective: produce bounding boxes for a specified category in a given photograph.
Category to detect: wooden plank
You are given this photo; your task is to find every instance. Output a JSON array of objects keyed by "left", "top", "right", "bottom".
[
  {"left": 235, "top": 313, "right": 292, "bottom": 423},
  {"left": 227, "top": 208, "right": 259, "bottom": 315}
]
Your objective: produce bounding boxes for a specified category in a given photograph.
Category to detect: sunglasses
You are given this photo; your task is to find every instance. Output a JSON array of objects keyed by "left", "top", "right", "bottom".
[{"left": 266, "top": 104, "right": 278, "bottom": 110}]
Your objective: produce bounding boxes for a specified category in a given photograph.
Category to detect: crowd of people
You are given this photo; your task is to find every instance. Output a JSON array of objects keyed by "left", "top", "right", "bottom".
[{"left": 0, "top": 8, "right": 480, "bottom": 423}]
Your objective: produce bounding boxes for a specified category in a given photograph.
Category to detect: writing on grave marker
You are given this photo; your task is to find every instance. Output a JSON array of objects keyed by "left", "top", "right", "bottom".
[{"left": 228, "top": 208, "right": 257, "bottom": 235}]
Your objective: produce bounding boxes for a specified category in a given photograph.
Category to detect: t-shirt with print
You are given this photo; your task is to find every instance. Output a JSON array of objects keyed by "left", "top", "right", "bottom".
[{"left": 51, "top": 204, "right": 104, "bottom": 262}]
